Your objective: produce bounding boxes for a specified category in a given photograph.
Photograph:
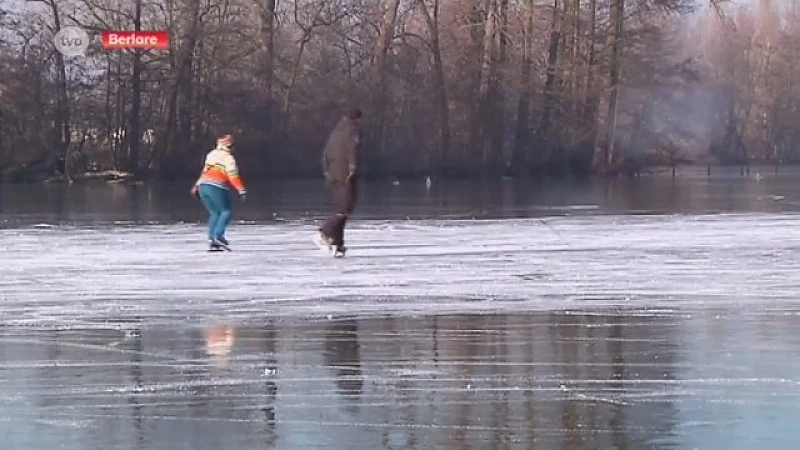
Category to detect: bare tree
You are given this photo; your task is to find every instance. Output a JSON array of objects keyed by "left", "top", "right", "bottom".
[
  {"left": 2, "top": 0, "right": 796, "bottom": 181},
  {"left": 416, "top": 0, "right": 451, "bottom": 170}
]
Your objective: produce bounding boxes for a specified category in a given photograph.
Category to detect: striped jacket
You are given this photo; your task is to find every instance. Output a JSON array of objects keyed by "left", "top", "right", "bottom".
[{"left": 196, "top": 147, "right": 246, "bottom": 194}]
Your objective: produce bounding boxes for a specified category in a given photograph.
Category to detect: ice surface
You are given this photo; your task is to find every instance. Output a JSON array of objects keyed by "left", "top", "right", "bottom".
[
  {"left": 5, "top": 177, "right": 800, "bottom": 449},
  {"left": 2, "top": 310, "right": 800, "bottom": 449},
  {"left": 3, "top": 213, "right": 800, "bottom": 327}
]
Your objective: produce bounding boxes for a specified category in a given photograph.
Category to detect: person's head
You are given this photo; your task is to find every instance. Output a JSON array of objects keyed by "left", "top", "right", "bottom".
[
  {"left": 347, "top": 108, "right": 363, "bottom": 126},
  {"left": 217, "top": 134, "right": 234, "bottom": 151}
]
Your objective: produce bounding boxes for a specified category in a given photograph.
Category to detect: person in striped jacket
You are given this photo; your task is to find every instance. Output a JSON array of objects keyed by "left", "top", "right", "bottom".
[{"left": 190, "top": 134, "right": 247, "bottom": 250}]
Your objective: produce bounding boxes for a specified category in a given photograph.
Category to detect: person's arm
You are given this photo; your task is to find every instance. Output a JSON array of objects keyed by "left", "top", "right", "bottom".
[
  {"left": 225, "top": 154, "right": 247, "bottom": 196},
  {"left": 347, "top": 130, "right": 360, "bottom": 180},
  {"left": 322, "top": 149, "right": 330, "bottom": 179},
  {"left": 190, "top": 156, "right": 207, "bottom": 196},
  {"left": 192, "top": 167, "right": 205, "bottom": 187}
]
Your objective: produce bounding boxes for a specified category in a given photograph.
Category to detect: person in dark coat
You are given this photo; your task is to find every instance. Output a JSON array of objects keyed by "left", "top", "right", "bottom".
[{"left": 313, "top": 109, "right": 362, "bottom": 257}]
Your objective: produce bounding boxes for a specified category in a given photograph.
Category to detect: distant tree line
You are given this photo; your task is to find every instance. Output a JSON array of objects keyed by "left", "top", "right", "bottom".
[{"left": 0, "top": 0, "right": 796, "bottom": 182}]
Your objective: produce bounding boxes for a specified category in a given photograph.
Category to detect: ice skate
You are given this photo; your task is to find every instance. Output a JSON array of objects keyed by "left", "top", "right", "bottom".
[
  {"left": 209, "top": 238, "right": 231, "bottom": 252},
  {"left": 333, "top": 245, "right": 346, "bottom": 258},
  {"left": 313, "top": 231, "right": 336, "bottom": 256}
]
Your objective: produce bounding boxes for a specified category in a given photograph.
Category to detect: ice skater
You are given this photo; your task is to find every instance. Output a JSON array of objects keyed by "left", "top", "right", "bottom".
[
  {"left": 314, "top": 108, "right": 362, "bottom": 257},
  {"left": 190, "top": 134, "right": 247, "bottom": 251}
]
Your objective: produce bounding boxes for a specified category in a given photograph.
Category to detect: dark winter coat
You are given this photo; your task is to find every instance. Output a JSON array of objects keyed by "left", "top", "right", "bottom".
[{"left": 322, "top": 116, "right": 361, "bottom": 184}]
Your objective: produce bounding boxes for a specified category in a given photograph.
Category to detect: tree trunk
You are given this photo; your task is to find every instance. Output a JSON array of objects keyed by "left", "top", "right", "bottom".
[
  {"left": 371, "top": 0, "right": 401, "bottom": 159},
  {"left": 283, "top": 33, "right": 311, "bottom": 122},
  {"left": 164, "top": 0, "right": 201, "bottom": 176},
  {"left": 510, "top": 0, "right": 534, "bottom": 174},
  {"left": 129, "top": 0, "right": 142, "bottom": 176},
  {"left": 114, "top": 52, "right": 126, "bottom": 170},
  {"left": 584, "top": 0, "right": 598, "bottom": 121},
  {"left": 257, "top": 0, "right": 277, "bottom": 132},
  {"left": 418, "top": 0, "right": 451, "bottom": 172},
  {"left": 564, "top": 0, "right": 581, "bottom": 96},
  {"left": 592, "top": 0, "right": 624, "bottom": 174},
  {"left": 47, "top": 0, "right": 71, "bottom": 173},
  {"left": 473, "top": 0, "right": 496, "bottom": 170},
  {"left": 540, "top": 0, "right": 563, "bottom": 167},
  {"left": 483, "top": 0, "right": 508, "bottom": 171}
]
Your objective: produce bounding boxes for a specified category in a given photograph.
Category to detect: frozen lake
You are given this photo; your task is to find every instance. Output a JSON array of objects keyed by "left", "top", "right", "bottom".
[
  {"left": 3, "top": 213, "right": 800, "bottom": 322},
  {"left": 2, "top": 170, "right": 800, "bottom": 448}
]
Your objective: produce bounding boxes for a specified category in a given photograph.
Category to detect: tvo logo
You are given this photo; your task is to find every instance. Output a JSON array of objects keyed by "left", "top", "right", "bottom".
[{"left": 54, "top": 26, "right": 90, "bottom": 57}]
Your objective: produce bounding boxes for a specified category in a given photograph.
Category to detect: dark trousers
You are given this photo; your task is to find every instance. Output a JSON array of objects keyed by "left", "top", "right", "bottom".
[{"left": 320, "top": 178, "right": 358, "bottom": 247}]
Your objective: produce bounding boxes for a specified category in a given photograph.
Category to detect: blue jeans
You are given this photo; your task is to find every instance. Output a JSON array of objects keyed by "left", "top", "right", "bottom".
[{"left": 198, "top": 183, "right": 232, "bottom": 240}]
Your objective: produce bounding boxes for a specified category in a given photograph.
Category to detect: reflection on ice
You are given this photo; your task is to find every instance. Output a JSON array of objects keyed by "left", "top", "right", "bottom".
[
  {"left": 205, "top": 324, "right": 236, "bottom": 369},
  {"left": 1, "top": 312, "right": 800, "bottom": 449}
]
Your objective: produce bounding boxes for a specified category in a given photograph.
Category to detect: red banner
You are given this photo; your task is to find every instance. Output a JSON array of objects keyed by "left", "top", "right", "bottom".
[{"left": 101, "top": 31, "right": 169, "bottom": 50}]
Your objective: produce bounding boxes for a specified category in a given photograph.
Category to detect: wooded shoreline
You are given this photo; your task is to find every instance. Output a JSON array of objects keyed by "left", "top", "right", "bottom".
[{"left": 2, "top": 1, "right": 797, "bottom": 184}]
